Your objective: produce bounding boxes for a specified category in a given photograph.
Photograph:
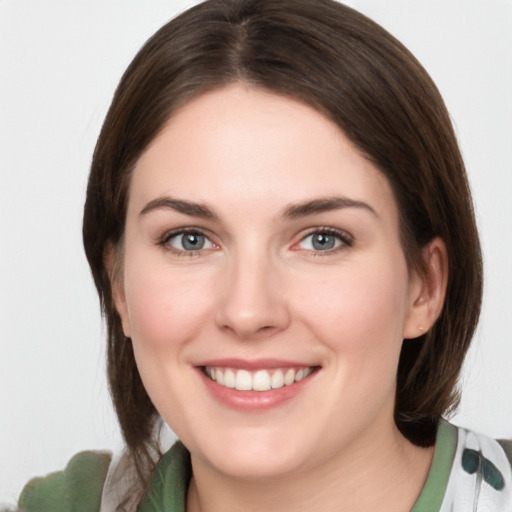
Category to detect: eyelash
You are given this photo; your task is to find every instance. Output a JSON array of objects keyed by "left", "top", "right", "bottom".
[
  {"left": 157, "top": 227, "right": 354, "bottom": 256},
  {"left": 158, "top": 228, "right": 217, "bottom": 257},
  {"left": 295, "top": 227, "right": 354, "bottom": 256}
]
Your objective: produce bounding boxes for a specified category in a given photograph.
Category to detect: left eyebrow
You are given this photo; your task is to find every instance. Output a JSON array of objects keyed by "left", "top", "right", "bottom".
[
  {"left": 139, "top": 197, "right": 219, "bottom": 220},
  {"left": 281, "top": 196, "right": 378, "bottom": 220}
]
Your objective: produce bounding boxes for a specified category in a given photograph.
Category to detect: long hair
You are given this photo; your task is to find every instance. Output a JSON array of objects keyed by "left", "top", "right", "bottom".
[{"left": 83, "top": 0, "right": 482, "bottom": 496}]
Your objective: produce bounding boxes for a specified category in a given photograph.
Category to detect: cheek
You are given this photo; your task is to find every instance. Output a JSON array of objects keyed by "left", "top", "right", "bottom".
[
  {"left": 121, "top": 258, "right": 218, "bottom": 423},
  {"left": 296, "top": 256, "right": 411, "bottom": 427},
  {"left": 122, "top": 256, "right": 214, "bottom": 353},
  {"left": 297, "top": 255, "right": 410, "bottom": 366}
]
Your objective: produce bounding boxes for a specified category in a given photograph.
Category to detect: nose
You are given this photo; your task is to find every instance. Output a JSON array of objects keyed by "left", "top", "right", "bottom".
[{"left": 215, "top": 252, "right": 290, "bottom": 340}]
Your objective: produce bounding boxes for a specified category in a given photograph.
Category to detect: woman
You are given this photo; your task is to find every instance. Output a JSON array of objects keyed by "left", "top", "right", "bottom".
[{"left": 13, "top": 0, "right": 512, "bottom": 511}]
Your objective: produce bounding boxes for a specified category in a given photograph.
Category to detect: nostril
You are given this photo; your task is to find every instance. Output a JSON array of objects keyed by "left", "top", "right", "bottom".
[{"left": 218, "top": 322, "right": 284, "bottom": 340}]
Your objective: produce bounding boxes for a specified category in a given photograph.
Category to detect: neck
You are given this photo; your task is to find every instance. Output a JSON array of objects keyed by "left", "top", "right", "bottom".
[{"left": 186, "top": 420, "right": 434, "bottom": 512}]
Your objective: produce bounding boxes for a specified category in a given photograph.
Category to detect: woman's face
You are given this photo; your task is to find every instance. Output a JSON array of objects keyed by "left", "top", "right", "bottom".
[{"left": 114, "top": 84, "right": 427, "bottom": 479}]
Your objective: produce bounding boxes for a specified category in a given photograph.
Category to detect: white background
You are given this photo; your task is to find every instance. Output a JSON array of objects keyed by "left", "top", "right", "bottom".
[{"left": 1, "top": 0, "right": 511, "bottom": 505}]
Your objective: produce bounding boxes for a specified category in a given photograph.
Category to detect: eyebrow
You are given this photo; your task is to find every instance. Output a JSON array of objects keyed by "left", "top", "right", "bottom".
[
  {"left": 139, "top": 197, "right": 219, "bottom": 220},
  {"left": 139, "top": 195, "right": 377, "bottom": 221},
  {"left": 282, "top": 196, "right": 378, "bottom": 219}
]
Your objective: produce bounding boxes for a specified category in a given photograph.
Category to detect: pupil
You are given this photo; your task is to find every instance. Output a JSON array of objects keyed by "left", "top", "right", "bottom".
[
  {"left": 182, "top": 233, "right": 204, "bottom": 250},
  {"left": 313, "top": 233, "right": 335, "bottom": 250}
]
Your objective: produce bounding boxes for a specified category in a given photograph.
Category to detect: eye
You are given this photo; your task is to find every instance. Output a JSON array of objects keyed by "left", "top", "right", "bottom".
[
  {"left": 162, "top": 230, "right": 217, "bottom": 253},
  {"left": 296, "top": 229, "right": 352, "bottom": 253}
]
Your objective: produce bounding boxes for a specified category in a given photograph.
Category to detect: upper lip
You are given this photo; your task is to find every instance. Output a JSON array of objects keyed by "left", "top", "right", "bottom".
[{"left": 195, "top": 358, "right": 318, "bottom": 370}]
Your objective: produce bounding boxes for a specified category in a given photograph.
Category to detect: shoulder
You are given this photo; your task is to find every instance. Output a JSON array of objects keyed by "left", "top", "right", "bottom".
[
  {"left": 17, "top": 451, "right": 111, "bottom": 512},
  {"left": 443, "top": 423, "right": 512, "bottom": 511},
  {"left": 453, "top": 425, "right": 512, "bottom": 478}
]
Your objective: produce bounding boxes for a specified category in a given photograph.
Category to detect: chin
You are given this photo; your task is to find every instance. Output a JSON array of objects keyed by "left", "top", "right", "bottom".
[
  {"left": 212, "top": 451, "right": 304, "bottom": 481},
  {"left": 192, "top": 430, "right": 313, "bottom": 480}
]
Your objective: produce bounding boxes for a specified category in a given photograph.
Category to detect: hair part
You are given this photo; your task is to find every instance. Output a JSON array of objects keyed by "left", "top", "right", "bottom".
[{"left": 83, "top": 0, "right": 482, "bottom": 495}]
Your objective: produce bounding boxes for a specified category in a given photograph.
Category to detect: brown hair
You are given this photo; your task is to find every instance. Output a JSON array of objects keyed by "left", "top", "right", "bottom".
[{"left": 83, "top": 0, "right": 482, "bottom": 492}]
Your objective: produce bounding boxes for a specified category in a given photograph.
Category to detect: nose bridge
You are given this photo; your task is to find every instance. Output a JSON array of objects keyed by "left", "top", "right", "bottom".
[{"left": 216, "top": 244, "right": 289, "bottom": 338}]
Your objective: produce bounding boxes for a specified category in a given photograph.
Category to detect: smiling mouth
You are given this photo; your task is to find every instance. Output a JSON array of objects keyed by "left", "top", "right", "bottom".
[{"left": 203, "top": 366, "right": 316, "bottom": 391}]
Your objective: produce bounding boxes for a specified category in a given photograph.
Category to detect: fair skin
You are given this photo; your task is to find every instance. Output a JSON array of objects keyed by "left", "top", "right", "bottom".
[{"left": 112, "top": 84, "right": 448, "bottom": 512}]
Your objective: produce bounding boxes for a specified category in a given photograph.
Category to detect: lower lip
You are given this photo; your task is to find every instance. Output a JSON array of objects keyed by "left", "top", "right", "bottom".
[{"left": 197, "top": 368, "right": 316, "bottom": 412}]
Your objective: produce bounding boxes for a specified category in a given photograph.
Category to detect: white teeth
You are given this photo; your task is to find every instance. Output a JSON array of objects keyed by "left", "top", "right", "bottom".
[
  {"left": 284, "top": 369, "right": 295, "bottom": 386},
  {"left": 205, "top": 366, "right": 314, "bottom": 391},
  {"left": 224, "top": 369, "right": 236, "bottom": 388},
  {"left": 235, "top": 369, "right": 252, "bottom": 391},
  {"left": 253, "top": 370, "right": 272, "bottom": 391},
  {"left": 271, "top": 369, "right": 284, "bottom": 389}
]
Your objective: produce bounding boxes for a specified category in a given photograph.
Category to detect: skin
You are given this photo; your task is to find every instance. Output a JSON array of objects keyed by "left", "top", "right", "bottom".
[{"left": 112, "top": 84, "right": 448, "bottom": 512}]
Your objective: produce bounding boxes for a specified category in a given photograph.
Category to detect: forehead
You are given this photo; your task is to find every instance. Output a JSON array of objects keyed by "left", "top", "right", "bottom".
[{"left": 130, "top": 84, "right": 397, "bottom": 222}]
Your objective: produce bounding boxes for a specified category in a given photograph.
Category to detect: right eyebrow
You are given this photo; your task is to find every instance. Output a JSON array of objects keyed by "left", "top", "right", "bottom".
[
  {"left": 139, "top": 197, "right": 219, "bottom": 220},
  {"left": 281, "top": 196, "right": 378, "bottom": 220}
]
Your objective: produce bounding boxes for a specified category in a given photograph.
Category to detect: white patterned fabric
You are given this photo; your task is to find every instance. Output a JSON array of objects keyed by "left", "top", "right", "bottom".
[{"left": 439, "top": 426, "right": 512, "bottom": 512}]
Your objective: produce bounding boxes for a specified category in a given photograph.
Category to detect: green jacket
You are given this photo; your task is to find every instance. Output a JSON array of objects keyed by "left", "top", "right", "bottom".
[
  {"left": 16, "top": 451, "right": 111, "bottom": 512},
  {"left": 14, "top": 442, "right": 190, "bottom": 512}
]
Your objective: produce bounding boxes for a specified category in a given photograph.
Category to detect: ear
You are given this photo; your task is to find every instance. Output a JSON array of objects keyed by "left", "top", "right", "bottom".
[
  {"left": 104, "top": 243, "right": 131, "bottom": 338},
  {"left": 403, "top": 237, "right": 448, "bottom": 339}
]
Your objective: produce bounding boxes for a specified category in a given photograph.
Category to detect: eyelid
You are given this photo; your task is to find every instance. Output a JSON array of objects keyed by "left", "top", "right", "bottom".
[
  {"left": 293, "top": 227, "right": 354, "bottom": 254},
  {"left": 158, "top": 227, "right": 219, "bottom": 255}
]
